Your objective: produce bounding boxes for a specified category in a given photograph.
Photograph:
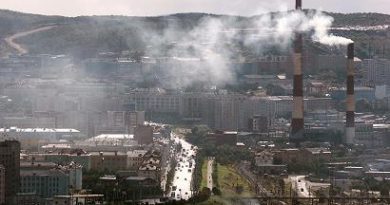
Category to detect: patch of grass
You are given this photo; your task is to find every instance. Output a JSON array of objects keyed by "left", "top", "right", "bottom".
[
  {"left": 200, "top": 159, "right": 208, "bottom": 189},
  {"left": 216, "top": 163, "right": 255, "bottom": 197},
  {"left": 195, "top": 196, "right": 225, "bottom": 205}
]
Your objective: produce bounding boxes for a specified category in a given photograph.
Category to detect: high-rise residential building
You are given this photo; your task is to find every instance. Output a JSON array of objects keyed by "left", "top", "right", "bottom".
[
  {"left": 102, "top": 110, "right": 145, "bottom": 134},
  {"left": 362, "top": 58, "right": 390, "bottom": 86},
  {"left": 0, "top": 140, "right": 20, "bottom": 205}
]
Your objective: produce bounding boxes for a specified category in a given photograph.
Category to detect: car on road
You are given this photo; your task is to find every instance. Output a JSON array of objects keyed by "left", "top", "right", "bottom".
[{"left": 300, "top": 188, "right": 304, "bottom": 192}]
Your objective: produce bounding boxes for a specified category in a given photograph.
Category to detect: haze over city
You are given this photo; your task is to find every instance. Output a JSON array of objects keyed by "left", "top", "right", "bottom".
[{"left": 0, "top": 0, "right": 390, "bottom": 205}]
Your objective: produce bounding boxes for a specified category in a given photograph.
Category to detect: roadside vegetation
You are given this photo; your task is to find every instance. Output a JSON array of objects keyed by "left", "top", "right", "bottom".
[
  {"left": 216, "top": 163, "right": 254, "bottom": 197},
  {"left": 200, "top": 159, "right": 208, "bottom": 189},
  {"left": 186, "top": 125, "right": 255, "bottom": 205},
  {"left": 186, "top": 125, "right": 253, "bottom": 165}
]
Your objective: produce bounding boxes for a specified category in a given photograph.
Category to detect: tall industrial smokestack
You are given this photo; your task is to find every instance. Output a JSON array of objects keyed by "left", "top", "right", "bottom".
[
  {"left": 346, "top": 43, "right": 355, "bottom": 144},
  {"left": 296, "top": 0, "right": 302, "bottom": 10},
  {"left": 291, "top": 0, "right": 304, "bottom": 143}
]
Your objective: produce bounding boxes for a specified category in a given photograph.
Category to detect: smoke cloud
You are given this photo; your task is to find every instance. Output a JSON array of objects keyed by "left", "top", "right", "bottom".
[
  {"left": 133, "top": 9, "right": 353, "bottom": 88},
  {"left": 302, "top": 11, "right": 353, "bottom": 45}
]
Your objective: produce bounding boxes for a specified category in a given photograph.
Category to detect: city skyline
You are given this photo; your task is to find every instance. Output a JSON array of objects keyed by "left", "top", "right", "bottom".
[{"left": 1, "top": 0, "right": 390, "bottom": 17}]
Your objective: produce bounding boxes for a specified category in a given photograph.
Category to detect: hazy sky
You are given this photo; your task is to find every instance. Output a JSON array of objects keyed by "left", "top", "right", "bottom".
[{"left": 1, "top": 0, "right": 389, "bottom": 17}]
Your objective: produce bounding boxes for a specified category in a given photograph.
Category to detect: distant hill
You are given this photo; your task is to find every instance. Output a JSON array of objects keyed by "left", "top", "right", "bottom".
[
  {"left": 326, "top": 12, "right": 390, "bottom": 26},
  {"left": 0, "top": 9, "right": 67, "bottom": 36},
  {"left": 1, "top": 9, "right": 390, "bottom": 59}
]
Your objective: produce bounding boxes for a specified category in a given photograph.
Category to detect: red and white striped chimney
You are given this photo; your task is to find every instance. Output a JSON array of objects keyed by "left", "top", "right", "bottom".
[
  {"left": 346, "top": 43, "right": 355, "bottom": 144},
  {"left": 291, "top": 0, "right": 304, "bottom": 142},
  {"left": 296, "top": 0, "right": 302, "bottom": 9}
]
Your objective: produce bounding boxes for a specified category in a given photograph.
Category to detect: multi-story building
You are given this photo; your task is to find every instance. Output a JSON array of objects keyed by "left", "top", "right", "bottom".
[
  {"left": 235, "top": 55, "right": 291, "bottom": 75},
  {"left": 362, "top": 58, "right": 390, "bottom": 86},
  {"left": 20, "top": 169, "right": 69, "bottom": 199},
  {"left": 0, "top": 165, "right": 4, "bottom": 205},
  {"left": 305, "top": 110, "right": 344, "bottom": 131},
  {"left": 317, "top": 55, "right": 346, "bottom": 72},
  {"left": 254, "top": 150, "right": 286, "bottom": 174},
  {"left": 98, "top": 110, "right": 145, "bottom": 134},
  {"left": 305, "top": 97, "right": 334, "bottom": 111},
  {"left": 355, "top": 123, "right": 390, "bottom": 148},
  {"left": 129, "top": 88, "right": 181, "bottom": 114},
  {"left": 138, "top": 151, "right": 161, "bottom": 182},
  {"left": 305, "top": 81, "right": 327, "bottom": 96},
  {"left": 51, "top": 194, "right": 104, "bottom": 205},
  {"left": 129, "top": 88, "right": 335, "bottom": 131},
  {"left": 127, "top": 150, "right": 148, "bottom": 170},
  {"left": 240, "top": 96, "right": 334, "bottom": 130},
  {"left": 0, "top": 140, "right": 20, "bottom": 205},
  {"left": 20, "top": 161, "right": 83, "bottom": 191},
  {"left": 213, "top": 94, "right": 245, "bottom": 131},
  {"left": 39, "top": 153, "right": 91, "bottom": 171},
  {"left": 330, "top": 86, "right": 375, "bottom": 102},
  {"left": 273, "top": 148, "right": 331, "bottom": 165},
  {"left": 134, "top": 125, "right": 153, "bottom": 145},
  {"left": 249, "top": 116, "right": 269, "bottom": 132},
  {"left": 90, "top": 151, "right": 127, "bottom": 172},
  {"left": 206, "top": 131, "right": 237, "bottom": 146}
]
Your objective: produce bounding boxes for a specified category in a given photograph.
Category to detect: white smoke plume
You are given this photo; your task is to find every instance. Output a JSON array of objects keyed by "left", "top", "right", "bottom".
[
  {"left": 302, "top": 11, "right": 353, "bottom": 45},
  {"left": 141, "top": 9, "right": 352, "bottom": 89},
  {"left": 245, "top": 10, "right": 353, "bottom": 47}
]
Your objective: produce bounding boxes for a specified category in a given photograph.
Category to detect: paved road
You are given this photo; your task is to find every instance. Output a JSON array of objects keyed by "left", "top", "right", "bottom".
[
  {"left": 160, "top": 132, "right": 173, "bottom": 193},
  {"left": 206, "top": 157, "right": 214, "bottom": 190},
  {"left": 5, "top": 26, "right": 55, "bottom": 54},
  {"left": 168, "top": 134, "right": 197, "bottom": 200},
  {"left": 290, "top": 175, "right": 310, "bottom": 198}
]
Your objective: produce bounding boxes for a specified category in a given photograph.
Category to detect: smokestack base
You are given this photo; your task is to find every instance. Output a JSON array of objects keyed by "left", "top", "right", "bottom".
[
  {"left": 347, "top": 43, "right": 354, "bottom": 59},
  {"left": 346, "top": 128, "right": 355, "bottom": 145}
]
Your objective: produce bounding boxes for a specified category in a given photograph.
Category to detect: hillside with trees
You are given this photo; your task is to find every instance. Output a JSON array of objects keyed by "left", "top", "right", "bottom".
[{"left": 1, "top": 9, "right": 390, "bottom": 59}]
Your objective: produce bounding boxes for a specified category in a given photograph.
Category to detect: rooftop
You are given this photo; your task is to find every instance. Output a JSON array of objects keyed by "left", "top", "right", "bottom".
[
  {"left": 127, "top": 150, "right": 148, "bottom": 157},
  {"left": 90, "top": 134, "right": 134, "bottom": 140},
  {"left": 0, "top": 127, "right": 80, "bottom": 133},
  {"left": 306, "top": 148, "right": 332, "bottom": 154},
  {"left": 41, "top": 144, "right": 71, "bottom": 149},
  {"left": 54, "top": 194, "right": 104, "bottom": 198},
  {"left": 99, "top": 175, "right": 117, "bottom": 181},
  {"left": 85, "top": 133, "right": 136, "bottom": 146},
  {"left": 126, "top": 176, "right": 149, "bottom": 181}
]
